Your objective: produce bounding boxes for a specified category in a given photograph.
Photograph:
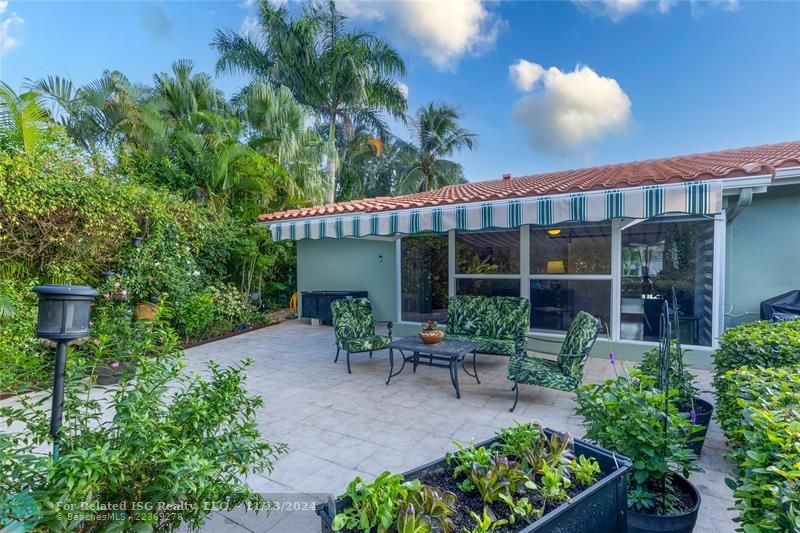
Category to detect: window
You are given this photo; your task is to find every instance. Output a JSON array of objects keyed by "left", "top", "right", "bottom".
[
  {"left": 620, "top": 217, "right": 714, "bottom": 346},
  {"left": 457, "top": 278, "right": 520, "bottom": 297},
  {"left": 456, "top": 230, "right": 520, "bottom": 274},
  {"left": 401, "top": 235, "right": 448, "bottom": 322},
  {"left": 529, "top": 224, "right": 612, "bottom": 332}
]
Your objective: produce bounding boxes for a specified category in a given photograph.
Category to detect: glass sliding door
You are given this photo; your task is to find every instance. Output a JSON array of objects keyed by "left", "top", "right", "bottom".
[
  {"left": 620, "top": 216, "right": 714, "bottom": 346},
  {"left": 529, "top": 224, "right": 612, "bottom": 332},
  {"left": 400, "top": 235, "right": 449, "bottom": 322}
]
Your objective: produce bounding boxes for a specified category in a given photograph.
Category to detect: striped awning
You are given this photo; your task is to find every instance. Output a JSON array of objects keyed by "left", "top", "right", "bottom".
[{"left": 265, "top": 181, "right": 722, "bottom": 242}]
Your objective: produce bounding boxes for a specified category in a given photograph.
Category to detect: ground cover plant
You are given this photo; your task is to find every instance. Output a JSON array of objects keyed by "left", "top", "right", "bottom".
[{"left": 332, "top": 422, "right": 606, "bottom": 532}]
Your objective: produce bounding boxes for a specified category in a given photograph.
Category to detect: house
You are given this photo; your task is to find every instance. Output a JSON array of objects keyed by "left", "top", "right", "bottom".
[{"left": 258, "top": 141, "right": 800, "bottom": 368}]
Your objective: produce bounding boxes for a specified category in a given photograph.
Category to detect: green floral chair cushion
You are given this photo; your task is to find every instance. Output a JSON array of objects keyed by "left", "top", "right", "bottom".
[
  {"left": 446, "top": 334, "right": 516, "bottom": 356},
  {"left": 507, "top": 311, "right": 602, "bottom": 411},
  {"left": 446, "top": 296, "right": 530, "bottom": 356},
  {"left": 508, "top": 356, "right": 579, "bottom": 392},
  {"left": 343, "top": 335, "right": 391, "bottom": 353},
  {"left": 331, "top": 298, "right": 383, "bottom": 351},
  {"left": 557, "top": 311, "right": 603, "bottom": 380}
]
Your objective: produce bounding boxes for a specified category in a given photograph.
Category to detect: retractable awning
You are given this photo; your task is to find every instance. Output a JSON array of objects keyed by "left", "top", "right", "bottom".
[{"left": 264, "top": 180, "right": 723, "bottom": 242}]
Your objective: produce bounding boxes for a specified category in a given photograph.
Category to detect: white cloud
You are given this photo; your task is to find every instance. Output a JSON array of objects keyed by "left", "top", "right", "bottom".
[
  {"left": 509, "top": 59, "right": 545, "bottom": 92},
  {"left": 397, "top": 82, "right": 409, "bottom": 99},
  {"left": 657, "top": 0, "right": 676, "bottom": 14},
  {"left": 0, "top": 0, "right": 23, "bottom": 54},
  {"left": 574, "top": 0, "right": 644, "bottom": 21},
  {"left": 510, "top": 63, "right": 632, "bottom": 155},
  {"left": 342, "top": 0, "right": 504, "bottom": 71},
  {"left": 240, "top": 15, "right": 260, "bottom": 38}
]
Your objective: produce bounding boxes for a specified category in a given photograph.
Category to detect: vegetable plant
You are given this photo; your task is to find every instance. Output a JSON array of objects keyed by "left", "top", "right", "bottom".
[
  {"left": 464, "top": 509, "right": 508, "bottom": 533},
  {"left": 332, "top": 472, "right": 422, "bottom": 532},
  {"left": 400, "top": 485, "right": 457, "bottom": 533},
  {"left": 446, "top": 440, "right": 493, "bottom": 492},
  {"left": 538, "top": 462, "right": 571, "bottom": 507},
  {"left": 569, "top": 455, "right": 601, "bottom": 487}
]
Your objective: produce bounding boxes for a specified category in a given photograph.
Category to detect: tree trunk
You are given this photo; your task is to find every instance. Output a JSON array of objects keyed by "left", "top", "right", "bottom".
[{"left": 326, "top": 115, "right": 337, "bottom": 204}]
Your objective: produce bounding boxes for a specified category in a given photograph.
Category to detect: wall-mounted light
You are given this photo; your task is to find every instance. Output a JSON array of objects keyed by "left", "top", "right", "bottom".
[
  {"left": 547, "top": 229, "right": 561, "bottom": 236},
  {"left": 378, "top": 255, "right": 383, "bottom": 263}
]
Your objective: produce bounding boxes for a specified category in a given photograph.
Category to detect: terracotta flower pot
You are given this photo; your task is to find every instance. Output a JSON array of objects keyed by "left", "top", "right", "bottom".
[
  {"left": 419, "top": 329, "right": 445, "bottom": 345},
  {"left": 136, "top": 301, "right": 158, "bottom": 321}
]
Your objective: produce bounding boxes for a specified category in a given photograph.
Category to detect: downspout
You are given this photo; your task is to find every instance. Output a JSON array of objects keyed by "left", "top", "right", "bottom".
[{"left": 726, "top": 187, "right": 753, "bottom": 225}]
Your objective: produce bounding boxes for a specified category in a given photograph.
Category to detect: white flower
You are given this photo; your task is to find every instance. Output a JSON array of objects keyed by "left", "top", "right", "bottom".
[{"left": 192, "top": 271, "right": 200, "bottom": 277}]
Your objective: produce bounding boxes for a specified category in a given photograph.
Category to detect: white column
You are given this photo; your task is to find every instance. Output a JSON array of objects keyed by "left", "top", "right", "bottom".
[
  {"left": 520, "top": 225, "right": 531, "bottom": 301},
  {"left": 448, "top": 230, "right": 456, "bottom": 297},
  {"left": 712, "top": 210, "right": 727, "bottom": 347},
  {"left": 610, "top": 219, "right": 622, "bottom": 341}
]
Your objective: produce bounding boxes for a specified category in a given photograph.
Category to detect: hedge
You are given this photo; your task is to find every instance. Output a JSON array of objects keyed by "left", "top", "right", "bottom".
[
  {"left": 712, "top": 320, "right": 800, "bottom": 392},
  {"left": 715, "top": 367, "right": 800, "bottom": 532}
]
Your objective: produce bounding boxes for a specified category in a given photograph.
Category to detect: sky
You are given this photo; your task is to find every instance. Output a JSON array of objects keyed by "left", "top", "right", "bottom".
[{"left": 1, "top": 0, "right": 799, "bottom": 183}]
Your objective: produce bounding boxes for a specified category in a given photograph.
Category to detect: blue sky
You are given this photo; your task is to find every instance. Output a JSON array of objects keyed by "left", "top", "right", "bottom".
[{"left": 1, "top": 0, "right": 798, "bottom": 183}]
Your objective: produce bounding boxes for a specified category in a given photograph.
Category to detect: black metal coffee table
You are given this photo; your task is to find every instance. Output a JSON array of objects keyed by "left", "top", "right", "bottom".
[{"left": 385, "top": 336, "right": 480, "bottom": 398}]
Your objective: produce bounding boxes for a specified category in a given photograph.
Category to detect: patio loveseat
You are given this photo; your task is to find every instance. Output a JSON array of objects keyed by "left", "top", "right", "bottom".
[{"left": 445, "top": 295, "right": 530, "bottom": 357}]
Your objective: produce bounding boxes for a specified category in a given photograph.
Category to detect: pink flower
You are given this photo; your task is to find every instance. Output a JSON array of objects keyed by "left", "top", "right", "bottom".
[
  {"left": 121, "top": 290, "right": 128, "bottom": 297},
  {"left": 110, "top": 362, "right": 120, "bottom": 369},
  {"left": 113, "top": 282, "right": 121, "bottom": 289},
  {"left": 103, "top": 293, "right": 111, "bottom": 299},
  {"left": 93, "top": 338, "right": 100, "bottom": 345}
]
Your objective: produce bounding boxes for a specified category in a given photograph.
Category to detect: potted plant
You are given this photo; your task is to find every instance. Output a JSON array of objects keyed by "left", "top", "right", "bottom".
[
  {"left": 639, "top": 344, "right": 714, "bottom": 457},
  {"left": 419, "top": 320, "right": 445, "bottom": 345},
  {"left": 136, "top": 276, "right": 162, "bottom": 321},
  {"left": 576, "top": 361, "right": 702, "bottom": 533},
  {"left": 317, "top": 422, "right": 632, "bottom": 532}
]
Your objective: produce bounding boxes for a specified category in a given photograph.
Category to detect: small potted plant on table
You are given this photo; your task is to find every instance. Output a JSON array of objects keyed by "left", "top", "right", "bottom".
[{"left": 419, "top": 319, "right": 445, "bottom": 345}]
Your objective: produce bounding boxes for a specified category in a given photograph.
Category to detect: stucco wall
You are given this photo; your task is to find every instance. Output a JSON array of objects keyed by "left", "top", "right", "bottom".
[
  {"left": 724, "top": 184, "right": 800, "bottom": 327},
  {"left": 296, "top": 237, "right": 397, "bottom": 322}
]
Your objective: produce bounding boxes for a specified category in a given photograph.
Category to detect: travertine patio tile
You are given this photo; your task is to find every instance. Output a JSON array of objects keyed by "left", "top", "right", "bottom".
[{"left": 186, "top": 320, "right": 736, "bottom": 533}]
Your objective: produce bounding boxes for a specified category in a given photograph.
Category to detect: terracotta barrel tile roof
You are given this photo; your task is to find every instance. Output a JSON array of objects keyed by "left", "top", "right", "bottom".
[{"left": 258, "top": 140, "right": 800, "bottom": 222}]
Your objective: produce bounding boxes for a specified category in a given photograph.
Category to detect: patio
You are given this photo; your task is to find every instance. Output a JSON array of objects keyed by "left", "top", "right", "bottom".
[{"left": 183, "top": 320, "right": 736, "bottom": 533}]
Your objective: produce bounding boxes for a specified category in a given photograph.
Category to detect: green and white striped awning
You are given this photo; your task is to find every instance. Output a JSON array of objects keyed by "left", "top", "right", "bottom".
[{"left": 266, "top": 181, "right": 722, "bottom": 242}]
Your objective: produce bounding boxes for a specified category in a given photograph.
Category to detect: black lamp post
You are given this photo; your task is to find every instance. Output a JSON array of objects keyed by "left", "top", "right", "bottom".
[{"left": 32, "top": 285, "right": 98, "bottom": 460}]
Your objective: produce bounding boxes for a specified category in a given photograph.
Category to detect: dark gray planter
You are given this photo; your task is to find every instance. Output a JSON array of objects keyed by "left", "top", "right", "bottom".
[
  {"left": 317, "top": 428, "right": 632, "bottom": 533},
  {"left": 683, "top": 397, "right": 714, "bottom": 458},
  {"left": 627, "top": 473, "right": 700, "bottom": 533}
]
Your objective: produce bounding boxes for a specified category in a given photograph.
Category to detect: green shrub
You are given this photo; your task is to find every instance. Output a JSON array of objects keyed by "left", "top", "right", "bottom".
[
  {"left": 0, "top": 319, "right": 287, "bottom": 532},
  {"left": 0, "top": 278, "right": 51, "bottom": 392},
  {"left": 639, "top": 342, "right": 698, "bottom": 408},
  {"left": 713, "top": 320, "right": 800, "bottom": 391},
  {"left": 715, "top": 367, "right": 800, "bottom": 532},
  {"left": 575, "top": 368, "right": 700, "bottom": 514}
]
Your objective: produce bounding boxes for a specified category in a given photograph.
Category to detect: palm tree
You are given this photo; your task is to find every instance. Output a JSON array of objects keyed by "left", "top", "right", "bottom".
[
  {"left": 396, "top": 103, "right": 477, "bottom": 194},
  {"left": 237, "top": 82, "right": 329, "bottom": 204},
  {"left": 0, "top": 82, "right": 49, "bottom": 155},
  {"left": 213, "top": 0, "right": 407, "bottom": 203},
  {"left": 151, "top": 59, "right": 227, "bottom": 127}
]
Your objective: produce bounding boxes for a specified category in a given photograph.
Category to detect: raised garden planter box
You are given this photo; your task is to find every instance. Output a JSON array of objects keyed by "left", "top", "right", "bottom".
[{"left": 316, "top": 428, "right": 632, "bottom": 533}]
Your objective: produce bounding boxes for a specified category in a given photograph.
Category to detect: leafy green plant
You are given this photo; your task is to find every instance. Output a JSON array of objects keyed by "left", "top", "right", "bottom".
[
  {"left": 446, "top": 440, "right": 493, "bottom": 492},
  {"left": 469, "top": 457, "right": 531, "bottom": 509},
  {"left": 332, "top": 472, "right": 422, "bottom": 532},
  {"left": 569, "top": 455, "right": 601, "bottom": 488},
  {"left": 463, "top": 509, "right": 508, "bottom": 533},
  {"left": 712, "top": 319, "right": 800, "bottom": 392},
  {"left": 498, "top": 493, "right": 539, "bottom": 525},
  {"left": 714, "top": 366, "right": 800, "bottom": 532},
  {"left": 494, "top": 421, "right": 546, "bottom": 473},
  {"left": 539, "top": 462, "right": 572, "bottom": 506},
  {"left": 397, "top": 503, "right": 432, "bottom": 533},
  {"left": 0, "top": 318, "right": 287, "bottom": 532},
  {"left": 576, "top": 368, "right": 701, "bottom": 514},
  {"left": 400, "top": 485, "right": 457, "bottom": 533},
  {"left": 640, "top": 342, "right": 698, "bottom": 408}
]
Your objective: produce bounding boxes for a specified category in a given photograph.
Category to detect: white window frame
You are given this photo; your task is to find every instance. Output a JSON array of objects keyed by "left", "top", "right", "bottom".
[{"left": 395, "top": 216, "right": 725, "bottom": 349}]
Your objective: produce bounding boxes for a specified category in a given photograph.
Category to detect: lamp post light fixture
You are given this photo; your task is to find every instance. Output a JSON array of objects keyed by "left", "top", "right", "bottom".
[
  {"left": 101, "top": 271, "right": 116, "bottom": 283},
  {"left": 32, "top": 285, "right": 98, "bottom": 460},
  {"left": 132, "top": 236, "right": 144, "bottom": 249}
]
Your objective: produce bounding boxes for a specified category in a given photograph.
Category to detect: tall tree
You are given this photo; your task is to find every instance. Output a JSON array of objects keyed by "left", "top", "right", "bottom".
[
  {"left": 213, "top": 0, "right": 407, "bottom": 203},
  {"left": 396, "top": 103, "right": 477, "bottom": 194},
  {"left": 0, "top": 82, "right": 49, "bottom": 155},
  {"left": 152, "top": 59, "right": 227, "bottom": 127}
]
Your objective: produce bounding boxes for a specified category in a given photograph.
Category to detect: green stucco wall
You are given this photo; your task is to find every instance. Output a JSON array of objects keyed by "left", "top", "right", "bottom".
[
  {"left": 296, "top": 237, "right": 397, "bottom": 322},
  {"left": 724, "top": 184, "right": 800, "bottom": 328}
]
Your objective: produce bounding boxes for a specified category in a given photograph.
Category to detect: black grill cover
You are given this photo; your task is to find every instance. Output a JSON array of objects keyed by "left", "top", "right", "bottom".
[{"left": 760, "top": 290, "right": 800, "bottom": 320}]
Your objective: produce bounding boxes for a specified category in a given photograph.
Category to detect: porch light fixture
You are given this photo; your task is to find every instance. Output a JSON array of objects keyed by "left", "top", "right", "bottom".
[
  {"left": 547, "top": 229, "right": 561, "bottom": 236},
  {"left": 32, "top": 284, "right": 98, "bottom": 459},
  {"left": 546, "top": 260, "right": 566, "bottom": 274}
]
